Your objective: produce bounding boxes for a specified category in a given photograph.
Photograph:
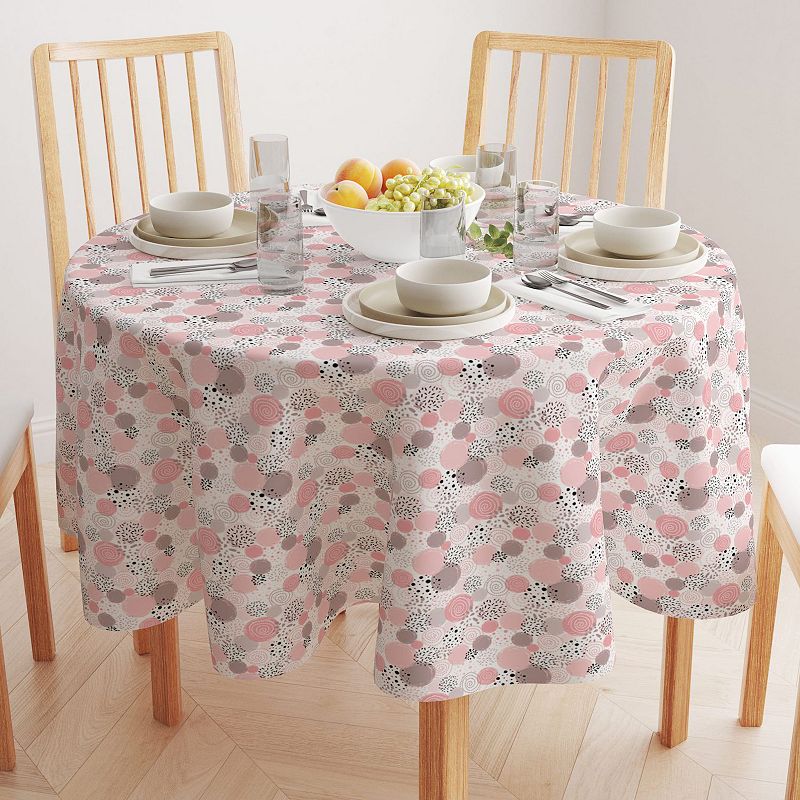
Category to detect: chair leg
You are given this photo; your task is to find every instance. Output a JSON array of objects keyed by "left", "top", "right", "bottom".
[
  {"left": 133, "top": 629, "right": 152, "bottom": 655},
  {"left": 660, "top": 616, "right": 694, "bottom": 748},
  {"left": 740, "top": 488, "right": 782, "bottom": 727},
  {"left": 419, "top": 696, "right": 469, "bottom": 800},
  {"left": 0, "top": 633, "right": 15, "bottom": 771},
  {"left": 150, "top": 618, "right": 182, "bottom": 726},
  {"left": 60, "top": 531, "right": 79, "bottom": 552},
  {"left": 787, "top": 685, "right": 800, "bottom": 800},
  {"left": 13, "top": 427, "right": 55, "bottom": 662}
]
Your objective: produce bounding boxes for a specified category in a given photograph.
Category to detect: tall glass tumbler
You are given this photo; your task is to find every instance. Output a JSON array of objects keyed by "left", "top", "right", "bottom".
[
  {"left": 256, "top": 193, "right": 304, "bottom": 293},
  {"left": 420, "top": 198, "right": 466, "bottom": 258},
  {"left": 476, "top": 143, "right": 517, "bottom": 224},
  {"left": 250, "top": 134, "right": 289, "bottom": 211},
  {"left": 514, "top": 180, "right": 560, "bottom": 272}
]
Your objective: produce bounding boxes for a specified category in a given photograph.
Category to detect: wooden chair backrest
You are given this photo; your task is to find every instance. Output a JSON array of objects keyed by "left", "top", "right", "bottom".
[
  {"left": 32, "top": 31, "right": 246, "bottom": 314},
  {"left": 464, "top": 32, "right": 675, "bottom": 208}
]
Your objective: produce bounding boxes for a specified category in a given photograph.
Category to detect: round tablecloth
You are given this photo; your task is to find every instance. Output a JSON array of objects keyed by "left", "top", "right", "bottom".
[{"left": 55, "top": 197, "right": 755, "bottom": 702}]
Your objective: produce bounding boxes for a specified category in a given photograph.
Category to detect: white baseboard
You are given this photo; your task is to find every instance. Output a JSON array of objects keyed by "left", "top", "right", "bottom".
[
  {"left": 750, "top": 389, "right": 800, "bottom": 445},
  {"left": 31, "top": 415, "right": 56, "bottom": 465},
  {"left": 30, "top": 389, "right": 799, "bottom": 465}
]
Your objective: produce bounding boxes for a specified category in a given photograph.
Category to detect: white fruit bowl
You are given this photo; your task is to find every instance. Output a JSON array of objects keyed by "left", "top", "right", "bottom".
[{"left": 318, "top": 183, "right": 485, "bottom": 263}]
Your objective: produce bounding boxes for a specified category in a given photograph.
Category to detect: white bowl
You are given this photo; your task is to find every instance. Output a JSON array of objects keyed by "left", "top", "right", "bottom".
[
  {"left": 395, "top": 258, "right": 491, "bottom": 316},
  {"left": 149, "top": 191, "right": 234, "bottom": 239},
  {"left": 593, "top": 206, "right": 681, "bottom": 258},
  {"left": 429, "top": 154, "right": 477, "bottom": 181},
  {"left": 319, "top": 184, "right": 484, "bottom": 263}
]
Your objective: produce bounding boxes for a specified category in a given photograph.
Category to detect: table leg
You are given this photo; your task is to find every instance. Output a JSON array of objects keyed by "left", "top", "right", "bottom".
[
  {"left": 419, "top": 696, "right": 469, "bottom": 800},
  {"left": 740, "top": 490, "right": 782, "bottom": 727},
  {"left": 150, "top": 618, "right": 182, "bottom": 726},
  {"left": 660, "top": 616, "right": 694, "bottom": 747},
  {"left": 133, "top": 629, "right": 152, "bottom": 655}
]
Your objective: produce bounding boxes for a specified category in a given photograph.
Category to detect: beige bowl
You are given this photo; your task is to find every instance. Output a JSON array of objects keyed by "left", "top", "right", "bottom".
[
  {"left": 593, "top": 206, "right": 681, "bottom": 257},
  {"left": 395, "top": 259, "right": 491, "bottom": 316},
  {"left": 149, "top": 191, "right": 234, "bottom": 239}
]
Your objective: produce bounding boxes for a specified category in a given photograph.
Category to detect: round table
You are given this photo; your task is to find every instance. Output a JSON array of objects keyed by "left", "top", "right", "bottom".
[{"left": 55, "top": 199, "right": 754, "bottom": 705}]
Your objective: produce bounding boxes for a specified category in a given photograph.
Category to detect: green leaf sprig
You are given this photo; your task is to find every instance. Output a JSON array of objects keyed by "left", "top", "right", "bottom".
[{"left": 468, "top": 221, "right": 514, "bottom": 258}]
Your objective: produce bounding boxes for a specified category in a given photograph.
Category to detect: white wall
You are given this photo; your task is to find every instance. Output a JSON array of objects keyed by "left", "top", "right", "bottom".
[
  {"left": 604, "top": 0, "right": 800, "bottom": 442},
  {"left": 5, "top": 0, "right": 797, "bottom": 459},
  {"left": 0, "top": 0, "right": 605, "bottom": 460}
]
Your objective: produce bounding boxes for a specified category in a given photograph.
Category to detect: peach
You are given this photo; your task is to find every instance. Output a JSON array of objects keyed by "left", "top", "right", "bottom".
[
  {"left": 325, "top": 180, "right": 369, "bottom": 209},
  {"left": 381, "top": 158, "right": 421, "bottom": 190},
  {"left": 334, "top": 158, "right": 383, "bottom": 198}
]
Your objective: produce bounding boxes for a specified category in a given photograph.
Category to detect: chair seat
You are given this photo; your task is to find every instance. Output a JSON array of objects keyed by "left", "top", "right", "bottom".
[
  {"left": 0, "top": 399, "right": 33, "bottom": 475},
  {"left": 761, "top": 444, "right": 800, "bottom": 540}
]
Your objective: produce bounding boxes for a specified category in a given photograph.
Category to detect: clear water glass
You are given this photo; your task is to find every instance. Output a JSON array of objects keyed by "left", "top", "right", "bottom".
[
  {"left": 256, "top": 193, "right": 304, "bottom": 293},
  {"left": 420, "top": 198, "right": 466, "bottom": 258},
  {"left": 514, "top": 180, "right": 560, "bottom": 273},
  {"left": 249, "top": 134, "right": 289, "bottom": 211},
  {"left": 476, "top": 143, "right": 517, "bottom": 224}
]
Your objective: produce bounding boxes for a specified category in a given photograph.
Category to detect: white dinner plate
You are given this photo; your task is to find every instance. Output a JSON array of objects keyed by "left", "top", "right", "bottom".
[
  {"left": 134, "top": 209, "right": 256, "bottom": 247},
  {"left": 563, "top": 229, "right": 701, "bottom": 268},
  {"left": 343, "top": 287, "right": 515, "bottom": 340},
  {"left": 558, "top": 242, "right": 708, "bottom": 282},
  {"left": 358, "top": 279, "right": 507, "bottom": 326},
  {"left": 130, "top": 225, "right": 256, "bottom": 260}
]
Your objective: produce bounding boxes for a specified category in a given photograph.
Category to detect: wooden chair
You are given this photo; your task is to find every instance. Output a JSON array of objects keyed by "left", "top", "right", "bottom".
[
  {"left": 32, "top": 31, "right": 246, "bottom": 726},
  {"left": 740, "top": 446, "right": 800, "bottom": 799},
  {"left": 463, "top": 31, "right": 675, "bottom": 207},
  {"left": 0, "top": 399, "right": 56, "bottom": 770},
  {"left": 421, "top": 33, "right": 679, "bottom": 800}
]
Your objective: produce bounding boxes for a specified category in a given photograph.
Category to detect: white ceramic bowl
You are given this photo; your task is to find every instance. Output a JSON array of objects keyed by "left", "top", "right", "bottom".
[
  {"left": 593, "top": 206, "right": 681, "bottom": 258},
  {"left": 149, "top": 191, "right": 234, "bottom": 239},
  {"left": 318, "top": 184, "right": 484, "bottom": 263},
  {"left": 429, "top": 154, "right": 477, "bottom": 181},
  {"left": 395, "top": 258, "right": 491, "bottom": 316}
]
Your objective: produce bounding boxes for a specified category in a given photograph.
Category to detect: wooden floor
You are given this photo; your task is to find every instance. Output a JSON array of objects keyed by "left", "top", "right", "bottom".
[{"left": 0, "top": 436, "right": 795, "bottom": 800}]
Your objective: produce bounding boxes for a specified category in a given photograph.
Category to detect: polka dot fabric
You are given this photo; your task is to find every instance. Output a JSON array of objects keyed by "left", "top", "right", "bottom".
[{"left": 55, "top": 198, "right": 754, "bottom": 702}]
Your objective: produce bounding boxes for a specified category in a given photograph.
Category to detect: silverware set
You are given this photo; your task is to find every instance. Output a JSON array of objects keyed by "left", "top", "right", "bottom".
[{"left": 520, "top": 269, "right": 629, "bottom": 310}]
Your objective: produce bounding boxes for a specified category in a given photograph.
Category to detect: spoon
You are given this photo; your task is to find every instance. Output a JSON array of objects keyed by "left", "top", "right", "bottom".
[
  {"left": 521, "top": 273, "right": 609, "bottom": 309},
  {"left": 150, "top": 257, "right": 257, "bottom": 278}
]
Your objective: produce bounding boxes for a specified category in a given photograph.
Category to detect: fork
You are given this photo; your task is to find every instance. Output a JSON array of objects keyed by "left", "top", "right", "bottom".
[
  {"left": 299, "top": 189, "right": 313, "bottom": 214},
  {"left": 538, "top": 269, "right": 630, "bottom": 305}
]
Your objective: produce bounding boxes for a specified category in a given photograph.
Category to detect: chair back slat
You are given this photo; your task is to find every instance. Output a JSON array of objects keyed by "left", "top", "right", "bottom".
[
  {"left": 560, "top": 55, "right": 581, "bottom": 192},
  {"left": 504, "top": 51, "right": 521, "bottom": 146},
  {"left": 616, "top": 58, "right": 638, "bottom": 203},
  {"left": 463, "top": 32, "right": 674, "bottom": 207},
  {"left": 185, "top": 52, "right": 207, "bottom": 191},
  {"left": 587, "top": 56, "right": 608, "bottom": 198},
  {"left": 154, "top": 54, "right": 178, "bottom": 193},
  {"left": 67, "top": 60, "right": 95, "bottom": 238},
  {"left": 125, "top": 57, "right": 149, "bottom": 211},
  {"left": 97, "top": 59, "right": 122, "bottom": 223},
  {"left": 32, "top": 32, "right": 246, "bottom": 317},
  {"left": 531, "top": 52, "right": 550, "bottom": 180}
]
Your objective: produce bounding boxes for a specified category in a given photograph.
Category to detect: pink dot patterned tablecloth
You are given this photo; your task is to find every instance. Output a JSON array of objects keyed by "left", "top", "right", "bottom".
[{"left": 55, "top": 197, "right": 754, "bottom": 701}]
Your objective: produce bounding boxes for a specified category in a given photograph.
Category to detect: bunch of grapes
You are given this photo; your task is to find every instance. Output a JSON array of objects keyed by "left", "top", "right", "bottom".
[{"left": 365, "top": 167, "right": 476, "bottom": 212}]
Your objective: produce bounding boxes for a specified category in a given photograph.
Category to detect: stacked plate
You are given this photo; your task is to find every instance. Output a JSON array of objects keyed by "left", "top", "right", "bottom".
[
  {"left": 343, "top": 279, "right": 515, "bottom": 341},
  {"left": 130, "top": 209, "right": 257, "bottom": 260},
  {"left": 559, "top": 228, "right": 707, "bottom": 282}
]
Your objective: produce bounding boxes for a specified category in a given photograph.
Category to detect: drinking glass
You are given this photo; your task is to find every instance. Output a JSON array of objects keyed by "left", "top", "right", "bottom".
[
  {"left": 249, "top": 134, "right": 289, "bottom": 211},
  {"left": 476, "top": 143, "right": 517, "bottom": 224},
  {"left": 256, "top": 193, "right": 304, "bottom": 293},
  {"left": 420, "top": 198, "right": 466, "bottom": 258},
  {"left": 514, "top": 180, "right": 560, "bottom": 272}
]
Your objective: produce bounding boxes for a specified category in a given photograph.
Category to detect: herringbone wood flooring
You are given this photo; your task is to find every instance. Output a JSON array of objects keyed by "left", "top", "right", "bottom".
[{"left": 0, "top": 435, "right": 794, "bottom": 799}]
